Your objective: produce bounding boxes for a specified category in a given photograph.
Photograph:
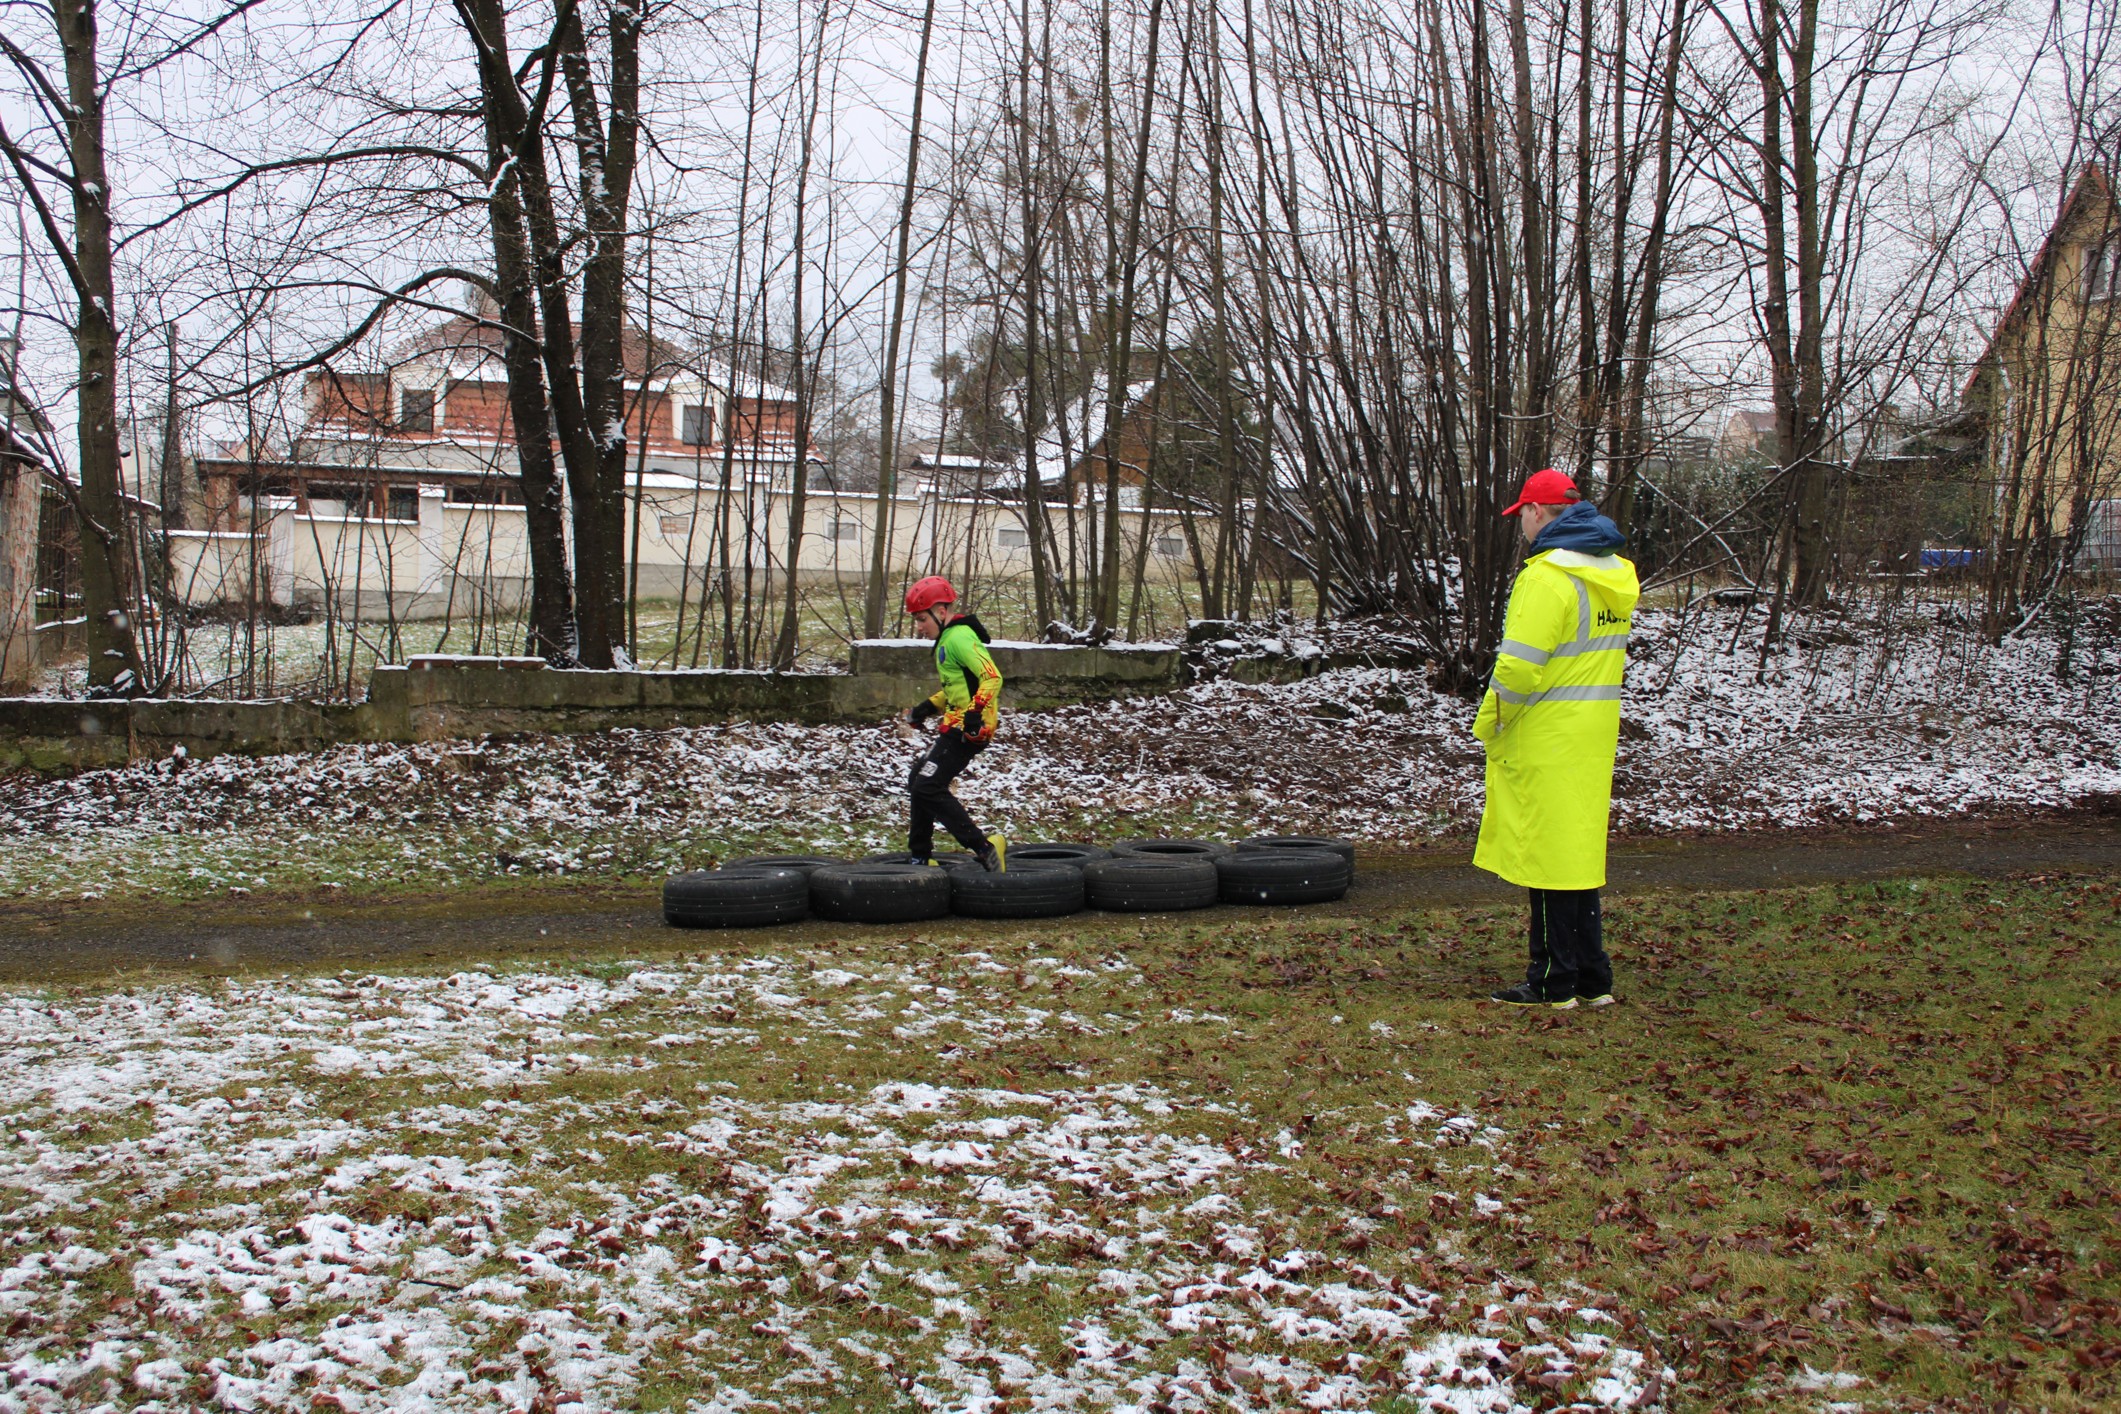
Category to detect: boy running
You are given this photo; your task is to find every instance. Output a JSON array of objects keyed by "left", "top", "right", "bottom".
[{"left": 900, "top": 576, "right": 1007, "bottom": 871}]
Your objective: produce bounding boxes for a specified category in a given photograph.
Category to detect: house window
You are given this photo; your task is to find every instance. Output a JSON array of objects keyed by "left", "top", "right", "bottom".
[
  {"left": 2088, "top": 237, "right": 2121, "bottom": 303},
  {"left": 681, "top": 405, "right": 713, "bottom": 445},
  {"left": 1155, "top": 534, "right": 1185, "bottom": 558},
  {"left": 387, "top": 488, "right": 419, "bottom": 521},
  {"left": 827, "top": 518, "right": 860, "bottom": 542},
  {"left": 400, "top": 388, "right": 435, "bottom": 433},
  {"left": 659, "top": 514, "right": 690, "bottom": 536},
  {"left": 448, "top": 483, "right": 524, "bottom": 505},
  {"left": 997, "top": 525, "right": 1029, "bottom": 548}
]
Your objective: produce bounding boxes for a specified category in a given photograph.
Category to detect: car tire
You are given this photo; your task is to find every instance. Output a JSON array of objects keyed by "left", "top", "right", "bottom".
[
  {"left": 1082, "top": 856, "right": 1220, "bottom": 911},
  {"left": 1005, "top": 843, "right": 1113, "bottom": 869},
  {"left": 663, "top": 866, "right": 811, "bottom": 928},
  {"left": 864, "top": 851, "right": 980, "bottom": 870},
  {"left": 810, "top": 863, "right": 956, "bottom": 924},
  {"left": 1233, "top": 835, "right": 1357, "bottom": 868},
  {"left": 1215, "top": 849, "right": 1354, "bottom": 905},
  {"left": 1110, "top": 838, "right": 1235, "bottom": 862},
  {"left": 950, "top": 861, "right": 1085, "bottom": 919},
  {"left": 724, "top": 854, "right": 846, "bottom": 877}
]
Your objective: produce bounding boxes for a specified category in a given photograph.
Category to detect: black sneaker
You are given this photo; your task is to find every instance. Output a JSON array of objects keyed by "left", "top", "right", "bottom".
[
  {"left": 1490, "top": 983, "right": 1577, "bottom": 1010},
  {"left": 1577, "top": 992, "right": 1616, "bottom": 1008},
  {"left": 978, "top": 833, "right": 1007, "bottom": 872}
]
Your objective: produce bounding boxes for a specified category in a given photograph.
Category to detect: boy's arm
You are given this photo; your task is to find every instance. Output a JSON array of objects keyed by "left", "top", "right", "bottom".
[
  {"left": 941, "top": 631, "right": 1003, "bottom": 738},
  {"left": 1477, "top": 568, "right": 1572, "bottom": 740},
  {"left": 966, "top": 650, "right": 1002, "bottom": 737}
]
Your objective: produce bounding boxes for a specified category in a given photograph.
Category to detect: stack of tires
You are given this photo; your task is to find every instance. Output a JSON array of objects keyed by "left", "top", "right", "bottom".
[{"left": 661, "top": 835, "right": 1355, "bottom": 928}]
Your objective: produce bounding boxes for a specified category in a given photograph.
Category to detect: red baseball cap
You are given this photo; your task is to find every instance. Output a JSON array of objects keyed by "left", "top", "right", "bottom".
[{"left": 1499, "top": 467, "right": 1582, "bottom": 517}]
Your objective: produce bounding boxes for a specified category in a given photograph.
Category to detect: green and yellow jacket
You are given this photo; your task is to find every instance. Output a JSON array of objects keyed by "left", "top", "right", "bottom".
[{"left": 910, "top": 613, "right": 1003, "bottom": 741}]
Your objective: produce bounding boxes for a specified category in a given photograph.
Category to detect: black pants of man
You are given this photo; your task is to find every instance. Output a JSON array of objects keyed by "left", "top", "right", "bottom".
[
  {"left": 907, "top": 730, "right": 990, "bottom": 858},
  {"left": 1525, "top": 888, "right": 1612, "bottom": 1001}
]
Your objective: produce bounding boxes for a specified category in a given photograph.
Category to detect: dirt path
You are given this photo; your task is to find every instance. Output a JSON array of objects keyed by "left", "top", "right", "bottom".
[{"left": 5, "top": 814, "right": 2117, "bottom": 986}]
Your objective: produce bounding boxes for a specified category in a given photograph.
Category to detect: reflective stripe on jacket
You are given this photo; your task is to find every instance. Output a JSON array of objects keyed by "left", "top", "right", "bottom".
[{"left": 1471, "top": 548, "right": 1641, "bottom": 890}]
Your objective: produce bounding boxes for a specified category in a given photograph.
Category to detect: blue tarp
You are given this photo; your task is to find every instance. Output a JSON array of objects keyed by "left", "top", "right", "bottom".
[{"left": 1918, "top": 548, "right": 1982, "bottom": 569}]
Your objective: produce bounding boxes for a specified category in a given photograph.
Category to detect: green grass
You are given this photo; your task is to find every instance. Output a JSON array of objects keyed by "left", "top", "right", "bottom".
[
  {"left": 4, "top": 869, "right": 2115, "bottom": 1410},
  {"left": 1137, "top": 870, "right": 2121, "bottom": 1409},
  {"left": 0, "top": 779, "right": 1262, "bottom": 905}
]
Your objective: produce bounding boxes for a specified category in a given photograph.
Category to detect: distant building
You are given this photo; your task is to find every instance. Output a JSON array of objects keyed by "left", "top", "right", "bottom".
[
  {"left": 166, "top": 320, "right": 1210, "bottom": 621},
  {"left": 1961, "top": 164, "right": 2121, "bottom": 561},
  {"left": 905, "top": 450, "right": 1013, "bottom": 495},
  {"left": 1, "top": 338, "right": 47, "bottom": 689},
  {"left": 1719, "top": 409, "right": 1778, "bottom": 461},
  {"left": 195, "top": 315, "right": 810, "bottom": 530}
]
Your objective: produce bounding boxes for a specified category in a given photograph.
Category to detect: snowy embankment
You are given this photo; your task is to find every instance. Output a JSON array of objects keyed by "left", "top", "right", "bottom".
[
  {"left": 0, "top": 604, "right": 2116, "bottom": 898},
  {"left": 0, "top": 953, "right": 1668, "bottom": 1411}
]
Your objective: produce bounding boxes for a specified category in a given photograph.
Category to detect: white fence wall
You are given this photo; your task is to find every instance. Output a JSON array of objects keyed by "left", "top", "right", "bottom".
[{"left": 166, "top": 481, "right": 1213, "bottom": 621}]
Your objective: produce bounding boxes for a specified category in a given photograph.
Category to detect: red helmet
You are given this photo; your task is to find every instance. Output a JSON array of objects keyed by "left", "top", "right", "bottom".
[{"left": 903, "top": 575, "right": 957, "bottom": 616}]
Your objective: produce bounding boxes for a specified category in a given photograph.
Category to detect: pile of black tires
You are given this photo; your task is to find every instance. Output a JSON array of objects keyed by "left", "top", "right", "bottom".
[{"left": 661, "top": 835, "right": 1355, "bottom": 928}]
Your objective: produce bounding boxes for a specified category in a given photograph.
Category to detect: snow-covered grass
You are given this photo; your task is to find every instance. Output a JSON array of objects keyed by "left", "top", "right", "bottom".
[
  {"left": 2, "top": 603, "right": 2116, "bottom": 904},
  {"left": 6, "top": 872, "right": 2118, "bottom": 1411},
  {"left": 0, "top": 932, "right": 1668, "bottom": 1412}
]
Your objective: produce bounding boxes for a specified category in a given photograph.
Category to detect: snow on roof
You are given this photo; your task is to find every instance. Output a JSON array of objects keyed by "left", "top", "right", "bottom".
[
  {"left": 1019, "top": 375, "right": 1158, "bottom": 486},
  {"left": 382, "top": 316, "right": 799, "bottom": 403},
  {"left": 911, "top": 452, "right": 1002, "bottom": 470}
]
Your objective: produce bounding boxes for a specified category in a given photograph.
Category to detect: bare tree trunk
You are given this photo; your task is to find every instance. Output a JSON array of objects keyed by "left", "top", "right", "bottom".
[
  {"left": 459, "top": 0, "right": 580, "bottom": 662},
  {"left": 1505, "top": 0, "right": 1553, "bottom": 475},
  {"left": 862, "top": 0, "right": 939, "bottom": 637},
  {"left": 1092, "top": 0, "right": 1165, "bottom": 630},
  {"left": 159, "top": 323, "right": 186, "bottom": 532},
  {"left": 1202, "top": 0, "right": 1243, "bottom": 621},
  {"left": 1605, "top": 0, "right": 1688, "bottom": 534},
  {"left": 560, "top": 0, "right": 643, "bottom": 667},
  {"left": 1014, "top": 0, "right": 1057, "bottom": 631},
  {"left": 627, "top": 226, "right": 655, "bottom": 658},
  {"left": 775, "top": 0, "right": 830, "bottom": 670},
  {"left": 54, "top": 0, "right": 147, "bottom": 693},
  {"left": 1785, "top": 0, "right": 1831, "bottom": 604},
  {"left": 1752, "top": 0, "right": 1831, "bottom": 609}
]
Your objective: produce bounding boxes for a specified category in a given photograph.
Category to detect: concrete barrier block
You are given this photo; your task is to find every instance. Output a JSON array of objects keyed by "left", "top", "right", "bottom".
[
  {"left": 832, "top": 674, "right": 916, "bottom": 721},
  {"left": 847, "top": 640, "right": 933, "bottom": 677},
  {"left": 0, "top": 698, "right": 131, "bottom": 773},
  {"left": 542, "top": 669, "right": 648, "bottom": 710},
  {"left": 1, "top": 641, "right": 1194, "bottom": 773},
  {"left": 849, "top": 639, "right": 1183, "bottom": 694}
]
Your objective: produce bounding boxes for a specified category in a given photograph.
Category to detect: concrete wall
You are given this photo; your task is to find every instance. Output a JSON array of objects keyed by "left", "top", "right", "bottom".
[
  {"left": 167, "top": 481, "right": 1215, "bottom": 621},
  {"left": 848, "top": 640, "right": 1182, "bottom": 710},
  {"left": 0, "top": 641, "right": 1191, "bottom": 773}
]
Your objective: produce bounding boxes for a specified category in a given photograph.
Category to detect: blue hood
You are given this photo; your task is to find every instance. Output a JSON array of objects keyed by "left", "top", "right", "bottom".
[{"left": 1529, "top": 500, "right": 1626, "bottom": 556}]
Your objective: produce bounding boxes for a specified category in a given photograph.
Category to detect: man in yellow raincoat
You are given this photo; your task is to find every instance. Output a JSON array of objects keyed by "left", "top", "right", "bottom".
[{"left": 1473, "top": 469, "right": 1640, "bottom": 1010}]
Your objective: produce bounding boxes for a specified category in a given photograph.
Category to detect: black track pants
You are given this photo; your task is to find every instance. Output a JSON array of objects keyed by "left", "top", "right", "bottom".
[
  {"left": 1525, "top": 888, "right": 1612, "bottom": 1001},
  {"left": 907, "top": 730, "right": 990, "bottom": 858}
]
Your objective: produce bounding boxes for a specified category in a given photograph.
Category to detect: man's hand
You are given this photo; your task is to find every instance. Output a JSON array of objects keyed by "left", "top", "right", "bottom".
[{"left": 1472, "top": 692, "right": 1501, "bottom": 744}]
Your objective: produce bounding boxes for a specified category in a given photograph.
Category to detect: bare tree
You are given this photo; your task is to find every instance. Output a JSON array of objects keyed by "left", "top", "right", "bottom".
[{"left": 0, "top": 0, "right": 179, "bottom": 692}]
